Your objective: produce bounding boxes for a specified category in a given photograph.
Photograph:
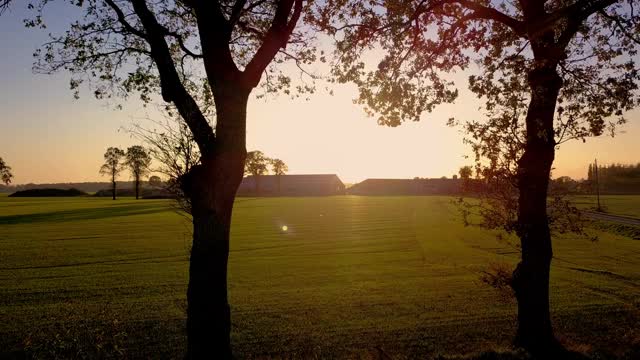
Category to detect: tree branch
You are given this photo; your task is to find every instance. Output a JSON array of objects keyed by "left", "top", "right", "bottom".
[
  {"left": 457, "top": 0, "right": 526, "bottom": 36},
  {"left": 598, "top": 9, "right": 640, "bottom": 45},
  {"left": 104, "top": 0, "right": 147, "bottom": 38},
  {"left": 130, "top": 0, "right": 215, "bottom": 155},
  {"left": 163, "top": 28, "right": 204, "bottom": 58},
  {"left": 244, "top": 0, "right": 302, "bottom": 87},
  {"left": 193, "top": 0, "right": 240, "bottom": 85},
  {"left": 534, "top": 0, "right": 618, "bottom": 41}
]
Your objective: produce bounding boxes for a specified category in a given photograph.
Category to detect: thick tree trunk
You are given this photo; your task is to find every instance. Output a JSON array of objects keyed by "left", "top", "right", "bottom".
[
  {"left": 186, "top": 188, "right": 235, "bottom": 359},
  {"left": 512, "top": 65, "right": 562, "bottom": 355},
  {"left": 185, "top": 89, "right": 248, "bottom": 359},
  {"left": 112, "top": 177, "right": 116, "bottom": 201}
]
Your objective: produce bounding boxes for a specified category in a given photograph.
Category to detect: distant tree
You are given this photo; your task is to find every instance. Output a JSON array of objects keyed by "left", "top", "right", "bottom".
[
  {"left": 125, "top": 146, "right": 152, "bottom": 200},
  {"left": 0, "top": 156, "right": 13, "bottom": 185},
  {"left": 458, "top": 166, "right": 473, "bottom": 181},
  {"left": 588, "top": 162, "right": 640, "bottom": 194},
  {"left": 452, "top": 174, "right": 458, "bottom": 180},
  {"left": 99, "top": 147, "right": 125, "bottom": 200},
  {"left": 245, "top": 151, "right": 270, "bottom": 195},
  {"left": 270, "top": 158, "right": 288, "bottom": 194},
  {"left": 148, "top": 175, "right": 162, "bottom": 188}
]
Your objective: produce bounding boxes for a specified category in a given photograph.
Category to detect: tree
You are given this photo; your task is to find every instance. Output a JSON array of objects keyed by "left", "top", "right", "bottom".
[
  {"left": 125, "top": 145, "right": 152, "bottom": 199},
  {"left": 130, "top": 119, "right": 200, "bottom": 214},
  {"left": 148, "top": 175, "right": 162, "bottom": 187},
  {"left": 0, "top": 156, "right": 13, "bottom": 185},
  {"left": 99, "top": 147, "right": 125, "bottom": 200},
  {"left": 270, "top": 158, "right": 288, "bottom": 194},
  {"left": 244, "top": 150, "right": 270, "bottom": 195},
  {"left": 316, "top": 0, "right": 640, "bottom": 354},
  {"left": 27, "top": 0, "right": 310, "bottom": 355},
  {"left": 458, "top": 166, "right": 473, "bottom": 181}
]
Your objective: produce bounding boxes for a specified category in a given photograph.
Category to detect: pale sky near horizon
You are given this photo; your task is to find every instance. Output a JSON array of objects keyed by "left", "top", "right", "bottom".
[{"left": 1, "top": 5, "right": 639, "bottom": 185}]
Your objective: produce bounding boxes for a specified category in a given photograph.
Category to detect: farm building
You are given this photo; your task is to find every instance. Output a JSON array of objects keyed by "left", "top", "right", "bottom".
[
  {"left": 237, "top": 174, "right": 346, "bottom": 196},
  {"left": 347, "top": 178, "right": 466, "bottom": 196}
]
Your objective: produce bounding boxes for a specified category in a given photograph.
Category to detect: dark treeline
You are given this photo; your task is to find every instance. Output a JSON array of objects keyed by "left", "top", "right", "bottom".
[
  {"left": 587, "top": 163, "right": 640, "bottom": 194},
  {"left": 0, "top": 182, "right": 143, "bottom": 194}
]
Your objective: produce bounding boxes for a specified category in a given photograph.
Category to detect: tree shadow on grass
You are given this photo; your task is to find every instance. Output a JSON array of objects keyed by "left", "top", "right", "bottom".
[
  {"left": 434, "top": 346, "right": 639, "bottom": 360},
  {"left": 0, "top": 203, "right": 170, "bottom": 225}
]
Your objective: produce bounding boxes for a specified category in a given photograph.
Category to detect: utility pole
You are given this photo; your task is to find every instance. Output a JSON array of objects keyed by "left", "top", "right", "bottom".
[{"left": 594, "top": 159, "right": 602, "bottom": 212}]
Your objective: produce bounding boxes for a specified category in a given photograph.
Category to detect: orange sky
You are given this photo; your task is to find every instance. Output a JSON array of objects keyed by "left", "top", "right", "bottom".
[
  {"left": 2, "top": 79, "right": 639, "bottom": 185},
  {"left": 1, "top": 7, "right": 639, "bottom": 185}
]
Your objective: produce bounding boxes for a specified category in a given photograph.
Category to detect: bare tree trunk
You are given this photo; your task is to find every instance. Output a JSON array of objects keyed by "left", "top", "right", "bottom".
[
  {"left": 135, "top": 175, "right": 140, "bottom": 200},
  {"left": 185, "top": 89, "right": 248, "bottom": 359},
  {"left": 112, "top": 174, "right": 116, "bottom": 201},
  {"left": 512, "top": 65, "right": 562, "bottom": 355}
]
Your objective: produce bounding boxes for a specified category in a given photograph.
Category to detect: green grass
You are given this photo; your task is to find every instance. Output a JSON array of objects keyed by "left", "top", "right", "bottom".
[
  {"left": 1, "top": 195, "right": 639, "bottom": 358},
  {"left": 572, "top": 195, "right": 640, "bottom": 218}
]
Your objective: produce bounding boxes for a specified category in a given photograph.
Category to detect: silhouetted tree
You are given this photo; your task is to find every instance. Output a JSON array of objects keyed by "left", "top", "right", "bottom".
[
  {"left": 586, "top": 162, "right": 640, "bottom": 194},
  {"left": 458, "top": 166, "right": 473, "bottom": 181},
  {"left": 245, "top": 150, "right": 270, "bottom": 195},
  {"left": 0, "top": 156, "right": 13, "bottom": 185},
  {"left": 125, "top": 145, "right": 152, "bottom": 199},
  {"left": 270, "top": 158, "right": 288, "bottom": 194},
  {"left": 130, "top": 120, "right": 200, "bottom": 214},
  {"left": 315, "top": 0, "right": 640, "bottom": 354},
  {"left": 99, "top": 147, "right": 125, "bottom": 200},
  {"left": 148, "top": 175, "right": 162, "bottom": 187},
  {"left": 26, "top": 0, "right": 311, "bottom": 355}
]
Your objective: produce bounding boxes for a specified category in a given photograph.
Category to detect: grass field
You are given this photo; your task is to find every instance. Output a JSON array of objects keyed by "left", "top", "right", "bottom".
[
  {"left": 572, "top": 195, "right": 640, "bottom": 218},
  {"left": 1, "top": 195, "right": 639, "bottom": 359}
]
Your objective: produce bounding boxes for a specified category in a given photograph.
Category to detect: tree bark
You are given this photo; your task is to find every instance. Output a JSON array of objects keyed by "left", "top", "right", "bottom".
[
  {"left": 512, "top": 64, "right": 562, "bottom": 355},
  {"left": 112, "top": 175, "right": 116, "bottom": 201},
  {"left": 184, "top": 88, "right": 249, "bottom": 359},
  {"left": 135, "top": 175, "right": 140, "bottom": 200}
]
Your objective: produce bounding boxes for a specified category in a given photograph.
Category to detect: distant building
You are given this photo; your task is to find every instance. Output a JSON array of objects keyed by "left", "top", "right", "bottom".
[
  {"left": 347, "top": 178, "right": 465, "bottom": 196},
  {"left": 237, "top": 174, "right": 346, "bottom": 196}
]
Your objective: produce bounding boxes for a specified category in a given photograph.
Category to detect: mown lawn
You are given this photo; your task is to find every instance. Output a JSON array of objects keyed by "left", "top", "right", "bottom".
[
  {"left": 572, "top": 195, "right": 640, "bottom": 218},
  {"left": 0, "top": 195, "right": 639, "bottom": 359}
]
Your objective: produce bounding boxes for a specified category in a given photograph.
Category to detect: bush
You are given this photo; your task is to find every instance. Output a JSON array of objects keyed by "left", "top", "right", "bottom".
[
  {"left": 9, "top": 188, "right": 87, "bottom": 197},
  {"left": 94, "top": 188, "right": 174, "bottom": 198}
]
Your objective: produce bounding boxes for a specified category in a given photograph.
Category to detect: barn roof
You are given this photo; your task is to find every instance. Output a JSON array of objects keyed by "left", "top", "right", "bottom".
[
  {"left": 348, "top": 178, "right": 463, "bottom": 195},
  {"left": 242, "top": 174, "right": 343, "bottom": 185}
]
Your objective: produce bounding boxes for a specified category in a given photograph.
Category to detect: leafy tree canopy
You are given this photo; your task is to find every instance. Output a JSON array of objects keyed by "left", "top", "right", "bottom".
[
  {"left": 125, "top": 145, "right": 152, "bottom": 177},
  {"left": 312, "top": 0, "right": 640, "bottom": 133},
  {"left": 270, "top": 158, "right": 288, "bottom": 175},
  {"left": 245, "top": 150, "right": 270, "bottom": 177},
  {"left": 99, "top": 147, "right": 125, "bottom": 178},
  {"left": 0, "top": 156, "right": 13, "bottom": 185}
]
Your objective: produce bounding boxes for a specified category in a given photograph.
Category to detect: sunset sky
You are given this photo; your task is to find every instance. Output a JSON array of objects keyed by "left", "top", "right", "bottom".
[{"left": 1, "top": 4, "right": 639, "bottom": 185}]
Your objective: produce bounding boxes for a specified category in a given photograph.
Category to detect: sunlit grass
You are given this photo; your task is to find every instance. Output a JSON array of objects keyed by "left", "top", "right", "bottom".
[{"left": 0, "top": 195, "right": 638, "bottom": 358}]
